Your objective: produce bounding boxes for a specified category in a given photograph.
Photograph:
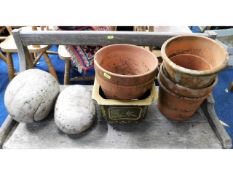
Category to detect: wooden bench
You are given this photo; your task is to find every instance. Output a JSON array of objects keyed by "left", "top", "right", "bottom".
[
  {"left": 2, "top": 85, "right": 232, "bottom": 149},
  {"left": 1, "top": 29, "right": 231, "bottom": 149}
]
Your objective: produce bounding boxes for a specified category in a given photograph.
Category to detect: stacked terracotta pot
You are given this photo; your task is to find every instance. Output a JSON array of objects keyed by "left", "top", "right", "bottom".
[
  {"left": 94, "top": 44, "right": 158, "bottom": 100},
  {"left": 158, "top": 35, "right": 228, "bottom": 121}
]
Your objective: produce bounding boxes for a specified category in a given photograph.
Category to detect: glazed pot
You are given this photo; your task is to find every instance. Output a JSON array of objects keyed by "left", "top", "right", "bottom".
[
  {"left": 159, "top": 64, "right": 218, "bottom": 98},
  {"left": 157, "top": 76, "right": 209, "bottom": 121},
  {"left": 94, "top": 44, "right": 158, "bottom": 100},
  {"left": 161, "top": 35, "right": 228, "bottom": 88}
]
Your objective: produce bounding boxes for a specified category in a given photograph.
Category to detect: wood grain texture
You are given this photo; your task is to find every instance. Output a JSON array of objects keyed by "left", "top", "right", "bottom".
[
  {"left": 201, "top": 95, "right": 232, "bottom": 149},
  {"left": 64, "top": 59, "right": 71, "bottom": 85},
  {"left": 19, "top": 30, "right": 216, "bottom": 46},
  {"left": 6, "top": 52, "right": 15, "bottom": 80},
  {"left": 0, "top": 116, "right": 16, "bottom": 148},
  {"left": 2, "top": 105, "right": 222, "bottom": 149},
  {"left": 12, "top": 29, "right": 31, "bottom": 71},
  {"left": 13, "top": 30, "right": 217, "bottom": 72},
  {"left": 42, "top": 53, "right": 58, "bottom": 80},
  {"left": 12, "top": 29, "right": 217, "bottom": 72},
  {"left": 2, "top": 85, "right": 224, "bottom": 149}
]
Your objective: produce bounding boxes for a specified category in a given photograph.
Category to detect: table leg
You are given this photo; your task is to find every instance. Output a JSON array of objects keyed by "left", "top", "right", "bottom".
[
  {"left": 64, "top": 59, "right": 71, "bottom": 85},
  {"left": 43, "top": 53, "right": 58, "bottom": 80},
  {"left": 6, "top": 52, "right": 15, "bottom": 80}
]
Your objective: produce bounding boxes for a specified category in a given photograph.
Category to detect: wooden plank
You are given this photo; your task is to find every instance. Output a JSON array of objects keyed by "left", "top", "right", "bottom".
[
  {"left": 2, "top": 106, "right": 222, "bottom": 149},
  {"left": 201, "top": 94, "right": 232, "bottom": 149},
  {"left": 3, "top": 115, "right": 222, "bottom": 149},
  {"left": 0, "top": 115, "right": 17, "bottom": 148},
  {"left": 13, "top": 29, "right": 217, "bottom": 72},
  {"left": 12, "top": 29, "right": 32, "bottom": 71},
  {"left": 19, "top": 30, "right": 216, "bottom": 46},
  {"left": 2, "top": 85, "right": 223, "bottom": 149}
]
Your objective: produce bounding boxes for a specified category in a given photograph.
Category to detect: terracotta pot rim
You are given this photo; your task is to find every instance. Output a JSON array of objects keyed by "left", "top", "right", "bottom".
[
  {"left": 158, "top": 74, "right": 210, "bottom": 101},
  {"left": 160, "top": 64, "right": 218, "bottom": 91},
  {"left": 161, "top": 35, "right": 229, "bottom": 76},
  {"left": 94, "top": 44, "right": 158, "bottom": 78}
]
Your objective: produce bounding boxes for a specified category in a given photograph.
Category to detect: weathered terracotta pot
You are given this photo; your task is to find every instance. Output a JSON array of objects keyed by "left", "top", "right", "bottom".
[
  {"left": 159, "top": 64, "right": 218, "bottom": 98},
  {"left": 157, "top": 76, "right": 209, "bottom": 121},
  {"left": 94, "top": 44, "right": 158, "bottom": 100},
  {"left": 161, "top": 35, "right": 228, "bottom": 88}
]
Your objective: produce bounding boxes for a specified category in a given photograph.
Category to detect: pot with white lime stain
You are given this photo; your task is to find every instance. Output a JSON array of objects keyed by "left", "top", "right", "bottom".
[
  {"left": 94, "top": 44, "right": 158, "bottom": 100},
  {"left": 159, "top": 64, "right": 218, "bottom": 98},
  {"left": 161, "top": 35, "right": 228, "bottom": 88}
]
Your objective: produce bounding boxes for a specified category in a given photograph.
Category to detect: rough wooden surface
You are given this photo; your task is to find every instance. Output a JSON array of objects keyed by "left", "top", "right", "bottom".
[
  {"left": 202, "top": 95, "right": 232, "bottom": 149},
  {"left": 0, "top": 116, "right": 16, "bottom": 147},
  {"left": 12, "top": 29, "right": 217, "bottom": 72},
  {"left": 18, "top": 30, "right": 216, "bottom": 46},
  {"left": 12, "top": 30, "right": 32, "bottom": 71},
  {"left": 3, "top": 86, "right": 225, "bottom": 149}
]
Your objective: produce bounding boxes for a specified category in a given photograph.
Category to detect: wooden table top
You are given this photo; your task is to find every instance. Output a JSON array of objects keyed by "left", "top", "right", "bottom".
[{"left": 3, "top": 85, "right": 230, "bottom": 149}]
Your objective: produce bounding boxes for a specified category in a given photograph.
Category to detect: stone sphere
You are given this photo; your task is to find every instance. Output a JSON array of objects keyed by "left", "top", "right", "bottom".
[
  {"left": 54, "top": 85, "right": 95, "bottom": 135},
  {"left": 4, "top": 69, "right": 60, "bottom": 123}
]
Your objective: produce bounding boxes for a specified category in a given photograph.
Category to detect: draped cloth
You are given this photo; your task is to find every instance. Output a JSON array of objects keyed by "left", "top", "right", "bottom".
[{"left": 58, "top": 26, "right": 112, "bottom": 74}]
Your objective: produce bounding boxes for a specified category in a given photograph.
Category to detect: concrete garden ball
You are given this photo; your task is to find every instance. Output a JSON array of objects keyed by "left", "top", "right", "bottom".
[
  {"left": 4, "top": 69, "right": 60, "bottom": 123},
  {"left": 54, "top": 86, "right": 96, "bottom": 135}
]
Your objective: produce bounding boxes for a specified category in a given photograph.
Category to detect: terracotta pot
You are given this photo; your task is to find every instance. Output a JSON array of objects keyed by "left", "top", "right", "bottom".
[
  {"left": 157, "top": 76, "right": 209, "bottom": 121},
  {"left": 161, "top": 35, "right": 228, "bottom": 88},
  {"left": 159, "top": 64, "right": 218, "bottom": 98},
  {"left": 94, "top": 44, "right": 158, "bottom": 100}
]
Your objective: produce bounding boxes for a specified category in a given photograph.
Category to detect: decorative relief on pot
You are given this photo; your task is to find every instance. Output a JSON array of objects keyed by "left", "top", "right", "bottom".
[{"left": 108, "top": 107, "right": 143, "bottom": 121}]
